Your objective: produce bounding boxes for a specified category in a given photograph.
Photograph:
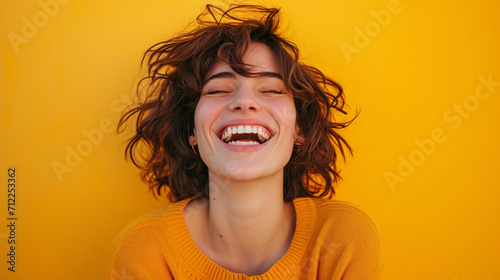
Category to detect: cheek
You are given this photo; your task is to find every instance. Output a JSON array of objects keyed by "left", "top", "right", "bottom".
[
  {"left": 193, "top": 104, "right": 207, "bottom": 141},
  {"left": 193, "top": 99, "right": 223, "bottom": 140},
  {"left": 194, "top": 100, "right": 211, "bottom": 126},
  {"left": 274, "top": 100, "right": 297, "bottom": 131}
]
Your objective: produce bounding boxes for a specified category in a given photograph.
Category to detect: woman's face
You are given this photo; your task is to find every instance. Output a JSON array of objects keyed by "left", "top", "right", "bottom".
[{"left": 192, "top": 42, "right": 298, "bottom": 182}]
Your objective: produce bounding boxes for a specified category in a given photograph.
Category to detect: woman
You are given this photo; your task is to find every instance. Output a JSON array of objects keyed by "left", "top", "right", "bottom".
[{"left": 110, "top": 4, "right": 383, "bottom": 279}]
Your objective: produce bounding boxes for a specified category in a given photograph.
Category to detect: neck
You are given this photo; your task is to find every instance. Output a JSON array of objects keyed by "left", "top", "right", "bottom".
[{"left": 205, "top": 170, "right": 296, "bottom": 275}]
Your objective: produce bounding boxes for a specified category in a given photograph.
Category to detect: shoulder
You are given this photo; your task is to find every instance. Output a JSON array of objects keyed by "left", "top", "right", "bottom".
[
  {"left": 311, "top": 197, "right": 381, "bottom": 236},
  {"left": 108, "top": 199, "right": 190, "bottom": 279},
  {"left": 109, "top": 207, "right": 169, "bottom": 261},
  {"left": 110, "top": 199, "right": 189, "bottom": 250},
  {"left": 307, "top": 197, "right": 384, "bottom": 277},
  {"left": 112, "top": 206, "right": 170, "bottom": 244},
  {"left": 294, "top": 197, "right": 382, "bottom": 248},
  {"left": 299, "top": 198, "right": 384, "bottom": 278}
]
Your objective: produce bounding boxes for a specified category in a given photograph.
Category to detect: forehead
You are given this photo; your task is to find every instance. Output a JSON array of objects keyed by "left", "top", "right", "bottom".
[{"left": 208, "top": 42, "right": 279, "bottom": 76}]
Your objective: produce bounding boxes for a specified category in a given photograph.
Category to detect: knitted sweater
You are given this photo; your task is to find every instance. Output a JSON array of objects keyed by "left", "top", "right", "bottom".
[{"left": 109, "top": 197, "right": 383, "bottom": 279}]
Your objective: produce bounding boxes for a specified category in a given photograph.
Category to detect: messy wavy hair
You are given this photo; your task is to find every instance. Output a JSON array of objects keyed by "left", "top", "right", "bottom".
[{"left": 118, "top": 4, "right": 354, "bottom": 202}]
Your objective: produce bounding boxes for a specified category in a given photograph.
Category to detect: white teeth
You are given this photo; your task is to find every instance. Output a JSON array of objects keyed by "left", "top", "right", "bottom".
[
  {"left": 221, "top": 125, "right": 271, "bottom": 143},
  {"left": 228, "top": 141, "right": 260, "bottom": 145}
]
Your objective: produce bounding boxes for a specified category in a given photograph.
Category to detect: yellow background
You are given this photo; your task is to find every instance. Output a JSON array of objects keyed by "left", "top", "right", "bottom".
[{"left": 1, "top": 0, "right": 499, "bottom": 279}]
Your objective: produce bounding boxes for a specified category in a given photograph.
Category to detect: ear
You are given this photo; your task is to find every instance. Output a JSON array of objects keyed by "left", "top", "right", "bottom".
[
  {"left": 294, "top": 124, "right": 304, "bottom": 143},
  {"left": 188, "top": 129, "right": 197, "bottom": 145}
]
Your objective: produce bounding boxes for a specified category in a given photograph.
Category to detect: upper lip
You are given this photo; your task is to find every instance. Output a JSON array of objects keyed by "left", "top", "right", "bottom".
[{"left": 216, "top": 118, "right": 274, "bottom": 140}]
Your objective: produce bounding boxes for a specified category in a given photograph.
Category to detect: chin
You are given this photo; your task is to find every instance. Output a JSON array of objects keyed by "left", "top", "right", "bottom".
[{"left": 210, "top": 159, "right": 282, "bottom": 182}]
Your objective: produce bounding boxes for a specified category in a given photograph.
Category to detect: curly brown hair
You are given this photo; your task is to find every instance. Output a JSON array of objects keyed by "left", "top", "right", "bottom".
[{"left": 117, "top": 4, "right": 355, "bottom": 202}]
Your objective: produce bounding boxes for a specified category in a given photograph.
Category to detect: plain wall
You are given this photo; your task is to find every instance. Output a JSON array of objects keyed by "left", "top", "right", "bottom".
[{"left": 1, "top": 0, "right": 499, "bottom": 279}]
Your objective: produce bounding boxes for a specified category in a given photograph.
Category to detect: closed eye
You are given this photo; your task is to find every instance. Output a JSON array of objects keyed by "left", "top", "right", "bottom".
[
  {"left": 262, "top": 89, "right": 284, "bottom": 94},
  {"left": 205, "top": 89, "right": 231, "bottom": 95}
]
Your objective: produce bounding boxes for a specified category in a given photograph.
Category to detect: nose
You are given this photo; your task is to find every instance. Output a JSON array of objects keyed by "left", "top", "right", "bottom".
[{"left": 228, "top": 86, "right": 260, "bottom": 113}]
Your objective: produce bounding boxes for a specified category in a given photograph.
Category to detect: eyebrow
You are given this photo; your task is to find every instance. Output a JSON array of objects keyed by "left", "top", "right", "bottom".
[{"left": 204, "top": 71, "right": 283, "bottom": 83}]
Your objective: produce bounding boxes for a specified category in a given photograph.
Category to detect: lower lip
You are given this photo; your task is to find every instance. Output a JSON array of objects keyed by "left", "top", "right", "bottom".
[{"left": 219, "top": 138, "right": 269, "bottom": 152}]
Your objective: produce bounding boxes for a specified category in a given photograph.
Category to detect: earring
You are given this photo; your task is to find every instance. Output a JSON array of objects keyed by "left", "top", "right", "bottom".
[
  {"left": 191, "top": 143, "right": 199, "bottom": 155},
  {"left": 293, "top": 141, "right": 302, "bottom": 150}
]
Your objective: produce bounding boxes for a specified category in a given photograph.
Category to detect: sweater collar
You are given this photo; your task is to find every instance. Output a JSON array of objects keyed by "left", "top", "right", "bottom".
[{"left": 165, "top": 196, "right": 317, "bottom": 279}]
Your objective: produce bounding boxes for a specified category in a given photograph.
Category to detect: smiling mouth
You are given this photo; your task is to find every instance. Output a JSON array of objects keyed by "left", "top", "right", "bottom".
[{"left": 220, "top": 125, "right": 271, "bottom": 145}]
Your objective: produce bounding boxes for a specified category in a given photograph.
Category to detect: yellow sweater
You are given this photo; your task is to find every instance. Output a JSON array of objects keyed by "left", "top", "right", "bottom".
[{"left": 109, "top": 197, "right": 383, "bottom": 279}]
